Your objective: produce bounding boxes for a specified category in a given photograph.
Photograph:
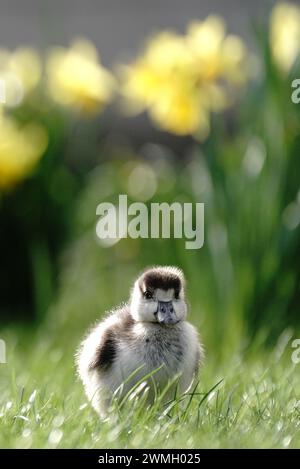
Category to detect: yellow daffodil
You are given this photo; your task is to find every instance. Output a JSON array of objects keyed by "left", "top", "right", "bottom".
[
  {"left": 121, "top": 32, "right": 208, "bottom": 135},
  {"left": 187, "top": 16, "right": 226, "bottom": 81},
  {"left": 270, "top": 2, "right": 300, "bottom": 72},
  {"left": 120, "top": 17, "right": 248, "bottom": 137},
  {"left": 47, "top": 39, "right": 115, "bottom": 113},
  {"left": 187, "top": 16, "right": 247, "bottom": 84},
  {"left": 0, "top": 47, "right": 41, "bottom": 107},
  {"left": 9, "top": 48, "right": 41, "bottom": 92},
  {"left": 0, "top": 115, "right": 48, "bottom": 190},
  {"left": 121, "top": 33, "right": 193, "bottom": 112},
  {"left": 150, "top": 86, "right": 210, "bottom": 137}
]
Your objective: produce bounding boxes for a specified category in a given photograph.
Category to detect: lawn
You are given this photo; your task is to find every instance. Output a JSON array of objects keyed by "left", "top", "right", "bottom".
[{"left": 0, "top": 316, "right": 299, "bottom": 449}]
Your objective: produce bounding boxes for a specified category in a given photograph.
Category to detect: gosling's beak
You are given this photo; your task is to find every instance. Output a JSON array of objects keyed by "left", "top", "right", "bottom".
[{"left": 156, "top": 301, "right": 178, "bottom": 325}]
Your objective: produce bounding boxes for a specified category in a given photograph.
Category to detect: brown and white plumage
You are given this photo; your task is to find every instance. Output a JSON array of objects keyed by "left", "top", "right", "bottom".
[{"left": 76, "top": 266, "right": 203, "bottom": 416}]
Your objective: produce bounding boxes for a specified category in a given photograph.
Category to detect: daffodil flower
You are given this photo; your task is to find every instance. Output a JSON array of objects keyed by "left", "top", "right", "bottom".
[
  {"left": 120, "top": 17, "right": 248, "bottom": 138},
  {"left": 270, "top": 2, "right": 300, "bottom": 73},
  {"left": 46, "top": 39, "right": 115, "bottom": 113},
  {"left": 0, "top": 115, "right": 48, "bottom": 190},
  {"left": 0, "top": 47, "right": 41, "bottom": 108}
]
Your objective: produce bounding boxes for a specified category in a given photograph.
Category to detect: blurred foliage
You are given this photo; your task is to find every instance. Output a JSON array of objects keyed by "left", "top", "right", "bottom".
[
  {"left": 0, "top": 2, "right": 300, "bottom": 354},
  {"left": 0, "top": 39, "right": 114, "bottom": 321}
]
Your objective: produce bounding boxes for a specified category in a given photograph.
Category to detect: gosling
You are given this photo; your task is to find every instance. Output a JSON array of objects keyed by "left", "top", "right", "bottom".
[{"left": 76, "top": 266, "right": 203, "bottom": 416}]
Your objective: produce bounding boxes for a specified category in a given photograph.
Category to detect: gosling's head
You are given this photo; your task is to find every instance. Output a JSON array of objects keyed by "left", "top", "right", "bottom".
[{"left": 130, "top": 266, "right": 187, "bottom": 326}]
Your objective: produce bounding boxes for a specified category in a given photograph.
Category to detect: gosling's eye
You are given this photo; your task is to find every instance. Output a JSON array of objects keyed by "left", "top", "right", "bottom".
[{"left": 144, "top": 291, "right": 153, "bottom": 300}]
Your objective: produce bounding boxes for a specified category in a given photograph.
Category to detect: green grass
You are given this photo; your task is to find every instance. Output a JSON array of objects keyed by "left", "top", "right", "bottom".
[{"left": 0, "top": 322, "right": 299, "bottom": 449}]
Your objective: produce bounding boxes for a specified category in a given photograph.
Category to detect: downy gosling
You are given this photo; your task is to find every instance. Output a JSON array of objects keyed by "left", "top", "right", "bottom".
[{"left": 76, "top": 266, "right": 203, "bottom": 416}]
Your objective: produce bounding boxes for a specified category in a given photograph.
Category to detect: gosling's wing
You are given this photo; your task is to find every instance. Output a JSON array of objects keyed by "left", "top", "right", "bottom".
[
  {"left": 89, "top": 305, "right": 135, "bottom": 371},
  {"left": 88, "top": 328, "right": 116, "bottom": 371},
  {"left": 76, "top": 316, "right": 118, "bottom": 379},
  {"left": 76, "top": 304, "right": 133, "bottom": 377}
]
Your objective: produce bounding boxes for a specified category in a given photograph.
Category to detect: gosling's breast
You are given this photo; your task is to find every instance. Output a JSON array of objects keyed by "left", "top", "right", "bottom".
[{"left": 133, "top": 323, "right": 184, "bottom": 372}]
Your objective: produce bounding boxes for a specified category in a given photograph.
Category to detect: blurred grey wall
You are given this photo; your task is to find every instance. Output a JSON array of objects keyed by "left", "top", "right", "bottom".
[{"left": 1, "top": 0, "right": 299, "bottom": 64}]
